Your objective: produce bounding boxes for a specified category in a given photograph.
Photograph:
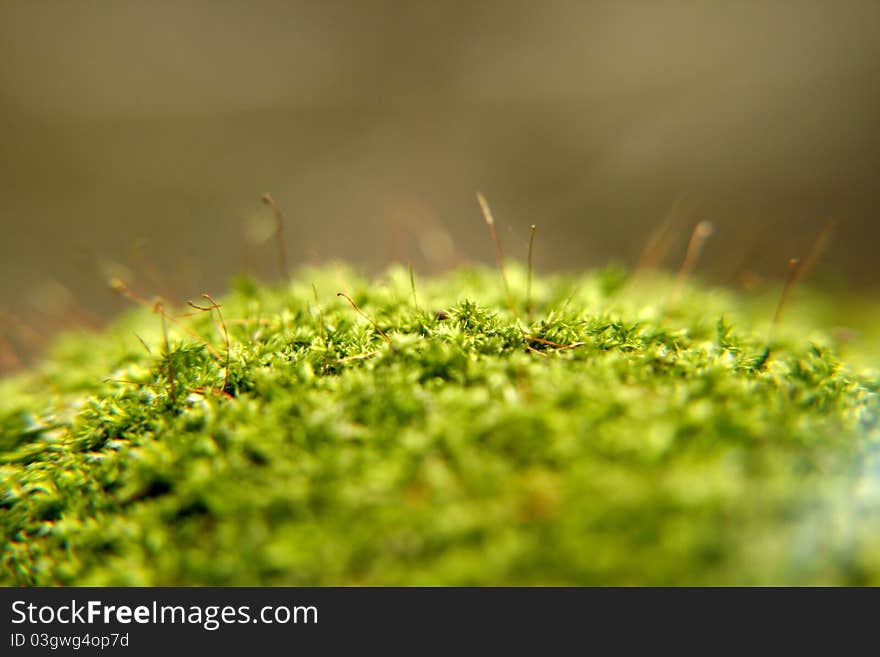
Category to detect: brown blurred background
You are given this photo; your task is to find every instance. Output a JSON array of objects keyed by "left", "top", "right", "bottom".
[{"left": 1, "top": 0, "right": 879, "bottom": 327}]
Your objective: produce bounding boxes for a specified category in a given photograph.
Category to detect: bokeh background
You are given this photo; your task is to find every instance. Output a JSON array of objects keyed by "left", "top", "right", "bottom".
[{"left": 2, "top": 1, "right": 879, "bottom": 331}]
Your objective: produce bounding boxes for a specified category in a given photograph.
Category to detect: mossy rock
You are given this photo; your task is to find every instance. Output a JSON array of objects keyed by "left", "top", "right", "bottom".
[{"left": 1, "top": 264, "right": 879, "bottom": 585}]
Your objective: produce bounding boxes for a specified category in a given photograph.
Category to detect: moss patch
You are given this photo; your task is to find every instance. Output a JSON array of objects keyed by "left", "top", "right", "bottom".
[{"left": 2, "top": 264, "right": 879, "bottom": 585}]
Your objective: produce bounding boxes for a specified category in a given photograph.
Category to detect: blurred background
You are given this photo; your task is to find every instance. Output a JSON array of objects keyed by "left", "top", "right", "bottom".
[{"left": 1, "top": 0, "right": 879, "bottom": 356}]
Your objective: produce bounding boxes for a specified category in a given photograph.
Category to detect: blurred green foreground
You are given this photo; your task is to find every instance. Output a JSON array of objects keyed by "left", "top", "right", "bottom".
[{"left": 1, "top": 265, "right": 879, "bottom": 585}]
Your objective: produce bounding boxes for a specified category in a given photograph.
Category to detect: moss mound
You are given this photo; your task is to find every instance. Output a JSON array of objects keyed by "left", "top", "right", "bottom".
[{"left": 2, "top": 265, "right": 879, "bottom": 585}]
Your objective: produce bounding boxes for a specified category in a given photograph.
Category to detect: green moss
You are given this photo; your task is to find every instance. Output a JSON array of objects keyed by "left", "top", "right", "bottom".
[{"left": 1, "top": 264, "right": 879, "bottom": 585}]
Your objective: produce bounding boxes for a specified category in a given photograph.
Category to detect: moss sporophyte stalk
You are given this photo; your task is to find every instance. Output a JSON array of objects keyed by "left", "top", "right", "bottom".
[{"left": 1, "top": 264, "right": 879, "bottom": 585}]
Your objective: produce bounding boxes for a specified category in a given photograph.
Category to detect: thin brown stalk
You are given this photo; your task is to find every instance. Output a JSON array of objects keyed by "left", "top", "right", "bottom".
[
  {"left": 260, "top": 193, "right": 289, "bottom": 280},
  {"left": 635, "top": 193, "right": 698, "bottom": 275},
  {"left": 669, "top": 221, "right": 714, "bottom": 307},
  {"left": 312, "top": 283, "right": 326, "bottom": 343},
  {"left": 527, "top": 224, "right": 536, "bottom": 319},
  {"left": 476, "top": 192, "right": 519, "bottom": 320},
  {"left": 153, "top": 300, "right": 177, "bottom": 405},
  {"left": 797, "top": 218, "right": 836, "bottom": 284},
  {"left": 772, "top": 258, "right": 803, "bottom": 331},
  {"left": 188, "top": 294, "right": 230, "bottom": 393},
  {"left": 409, "top": 263, "right": 420, "bottom": 310},
  {"left": 110, "top": 279, "right": 220, "bottom": 358},
  {"left": 337, "top": 292, "right": 394, "bottom": 346},
  {"left": 526, "top": 336, "right": 587, "bottom": 350}
]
